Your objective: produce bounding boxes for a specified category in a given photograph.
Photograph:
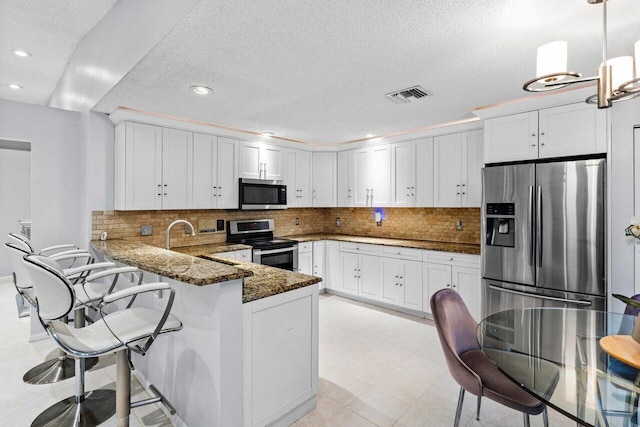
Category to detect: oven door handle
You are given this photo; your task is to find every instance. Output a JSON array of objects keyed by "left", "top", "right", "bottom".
[{"left": 253, "top": 246, "right": 297, "bottom": 256}]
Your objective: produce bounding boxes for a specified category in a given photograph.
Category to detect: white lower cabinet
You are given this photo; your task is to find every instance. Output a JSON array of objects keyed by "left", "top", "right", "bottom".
[
  {"left": 321, "top": 241, "right": 480, "bottom": 319},
  {"left": 324, "top": 241, "right": 341, "bottom": 290},
  {"left": 338, "top": 243, "right": 380, "bottom": 298},
  {"left": 243, "top": 285, "right": 318, "bottom": 427},
  {"left": 380, "top": 258, "right": 422, "bottom": 311},
  {"left": 217, "top": 249, "right": 251, "bottom": 262},
  {"left": 312, "top": 241, "right": 325, "bottom": 290},
  {"left": 423, "top": 252, "right": 481, "bottom": 320},
  {"left": 298, "top": 252, "right": 313, "bottom": 275}
]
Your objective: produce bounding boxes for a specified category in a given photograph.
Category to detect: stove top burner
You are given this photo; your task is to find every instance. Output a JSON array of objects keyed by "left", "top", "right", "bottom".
[{"left": 243, "top": 238, "right": 298, "bottom": 250}]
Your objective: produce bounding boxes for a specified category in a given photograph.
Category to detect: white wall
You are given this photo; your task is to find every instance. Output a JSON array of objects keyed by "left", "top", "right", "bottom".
[
  {"left": 0, "top": 99, "right": 85, "bottom": 251},
  {"left": 609, "top": 98, "right": 640, "bottom": 312},
  {"left": 0, "top": 146, "right": 30, "bottom": 275},
  {"left": 85, "top": 112, "right": 115, "bottom": 212}
]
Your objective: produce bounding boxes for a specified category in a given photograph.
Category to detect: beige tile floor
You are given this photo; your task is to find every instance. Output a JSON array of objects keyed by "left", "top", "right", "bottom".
[
  {"left": 2, "top": 280, "right": 575, "bottom": 427},
  {"left": 294, "top": 294, "right": 576, "bottom": 427}
]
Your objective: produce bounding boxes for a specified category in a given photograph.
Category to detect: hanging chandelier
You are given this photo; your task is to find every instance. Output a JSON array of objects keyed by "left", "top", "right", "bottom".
[{"left": 523, "top": 0, "right": 640, "bottom": 109}]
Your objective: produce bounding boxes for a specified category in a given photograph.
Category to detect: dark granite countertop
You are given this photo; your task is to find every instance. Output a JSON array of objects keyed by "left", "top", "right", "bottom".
[
  {"left": 90, "top": 240, "right": 321, "bottom": 303},
  {"left": 283, "top": 233, "right": 481, "bottom": 255}
]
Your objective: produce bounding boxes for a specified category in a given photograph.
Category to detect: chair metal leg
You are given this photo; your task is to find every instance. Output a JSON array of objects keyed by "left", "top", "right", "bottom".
[
  {"left": 454, "top": 387, "right": 465, "bottom": 427},
  {"left": 116, "top": 350, "right": 131, "bottom": 427},
  {"left": 523, "top": 413, "right": 531, "bottom": 427},
  {"left": 30, "top": 357, "right": 116, "bottom": 427},
  {"left": 543, "top": 407, "right": 549, "bottom": 427},
  {"left": 476, "top": 395, "right": 482, "bottom": 420},
  {"left": 23, "top": 309, "right": 97, "bottom": 384}
]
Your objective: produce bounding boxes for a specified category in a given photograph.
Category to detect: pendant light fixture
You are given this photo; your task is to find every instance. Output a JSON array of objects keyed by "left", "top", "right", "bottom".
[{"left": 523, "top": 0, "right": 640, "bottom": 109}]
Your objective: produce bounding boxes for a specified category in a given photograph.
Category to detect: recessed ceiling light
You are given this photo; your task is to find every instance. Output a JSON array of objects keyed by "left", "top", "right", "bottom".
[
  {"left": 261, "top": 132, "right": 275, "bottom": 137},
  {"left": 365, "top": 133, "right": 375, "bottom": 138},
  {"left": 8, "top": 84, "right": 22, "bottom": 90},
  {"left": 11, "top": 49, "right": 31, "bottom": 58},
  {"left": 190, "top": 85, "right": 212, "bottom": 95}
]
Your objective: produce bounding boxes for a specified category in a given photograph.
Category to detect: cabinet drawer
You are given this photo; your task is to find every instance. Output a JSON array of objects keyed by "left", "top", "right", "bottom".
[
  {"left": 423, "top": 251, "right": 479, "bottom": 267},
  {"left": 236, "top": 249, "right": 251, "bottom": 262},
  {"left": 339, "top": 242, "right": 379, "bottom": 255},
  {"left": 298, "top": 242, "right": 313, "bottom": 253},
  {"left": 380, "top": 245, "right": 422, "bottom": 261}
]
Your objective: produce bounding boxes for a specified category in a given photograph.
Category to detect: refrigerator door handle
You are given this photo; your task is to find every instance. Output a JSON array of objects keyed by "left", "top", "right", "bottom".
[
  {"left": 536, "top": 185, "right": 542, "bottom": 268},
  {"left": 488, "top": 285, "right": 592, "bottom": 306},
  {"left": 529, "top": 185, "right": 535, "bottom": 266}
]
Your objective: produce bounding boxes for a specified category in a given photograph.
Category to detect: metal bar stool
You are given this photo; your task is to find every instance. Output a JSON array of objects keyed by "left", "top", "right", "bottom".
[
  {"left": 5, "top": 242, "right": 140, "bottom": 385},
  {"left": 23, "top": 254, "right": 182, "bottom": 427}
]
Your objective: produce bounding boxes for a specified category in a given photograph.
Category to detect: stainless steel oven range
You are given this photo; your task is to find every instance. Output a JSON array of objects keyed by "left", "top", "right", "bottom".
[{"left": 226, "top": 219, "right": 298, "bottom": 271}]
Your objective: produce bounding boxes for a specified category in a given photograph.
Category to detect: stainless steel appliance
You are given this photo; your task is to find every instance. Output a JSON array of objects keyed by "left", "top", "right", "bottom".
[
  {"left": 238, "top": 178, "right": 287, "bottom": 210},
  {"left": 482, "top": 158, "right": 606, "bottom": 317},
  {"left": 227, "top": 219, "right": 298, "bottom": 271}
]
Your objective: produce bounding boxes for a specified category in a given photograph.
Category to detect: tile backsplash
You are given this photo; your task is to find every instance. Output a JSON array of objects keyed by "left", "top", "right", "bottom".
[{"left": 91, "top": 207, "right": 480, "bottom": 248}]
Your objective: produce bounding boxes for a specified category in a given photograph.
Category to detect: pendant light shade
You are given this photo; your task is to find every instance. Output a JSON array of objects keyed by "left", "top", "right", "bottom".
[
  {"left": 607, "top": 56, "right": 634, "bottom": 89},
  {"left": 536, "top": 41, "right": 568, "bottom": 80},
  {"left": 635, "top": 40, "right": 640, "bottom": 77}
]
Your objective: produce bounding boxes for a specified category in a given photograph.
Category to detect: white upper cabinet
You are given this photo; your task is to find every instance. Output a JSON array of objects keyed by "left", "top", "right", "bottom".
[
  {"left": 391, "top": 141, "right": 414, "bottom": 207},
  {"left": 434, "top": 130, "right": 483, "bottom": 207},
  {"left": 239, "top": 141, "right": 284, "bottom": 180},
  {"left": 162, "top": 128, "right": 193, "bottom": 210},
  {"left": 285, "top": 149, "right": 312, "bottom": 207},
  {"left": 116, "top": 122, "right": 193, "bottom": 210},
  {"left": 312, "top": 152, "right": 337, "bottom": 207},
  {"left": 337, "top": 150, "right": 353, "bottom": 207},
  {"left": 192, "top": 134, "right": 238, "bottom": 209},
  {"left": 484, "top": 103, "right": 605, "bottom": 164},
  {"left": 462, "top": 130, "right": 483, "bottom": 207},
  {"left": 538, "top": 103, "right": 606, "bottom": 158},
  {"left": 343, "top": 145, "right": 391, "bottom": 208},
  {"left": 414, "top": 138, "right": 435, "bottom": 207},
  {"left": 391, "top": 138, "right": 434, "bottom": 207},
  {"left": 484, "top": 111, "right": 538, "bottom": 164},
  {"left": 368, "top": 145, "right": 391, "bottom": 207},
  {"left": 216, "top": 138, "right": 239, "bottom": 209},
  {"left": 352, "top": 149, "right": 369, "bottom": 207}
]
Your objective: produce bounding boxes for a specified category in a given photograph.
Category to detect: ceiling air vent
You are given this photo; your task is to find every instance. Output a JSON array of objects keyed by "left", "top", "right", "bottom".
[{"left": 385, "top": 85, "right": 431, "bottom": 104}]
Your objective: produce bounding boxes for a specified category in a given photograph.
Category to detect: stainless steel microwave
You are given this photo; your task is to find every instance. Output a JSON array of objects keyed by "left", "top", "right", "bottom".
[{"left": 239, "top": 178, "right": 287, "bottom": 210}]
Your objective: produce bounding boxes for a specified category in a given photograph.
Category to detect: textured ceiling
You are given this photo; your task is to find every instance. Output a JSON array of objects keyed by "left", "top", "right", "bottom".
[
  {"left": 0, "top": 0, "right": 117, "bottom": 105},
  {"left": 2, "top": 1, "right": 639, "bottom": 144}
]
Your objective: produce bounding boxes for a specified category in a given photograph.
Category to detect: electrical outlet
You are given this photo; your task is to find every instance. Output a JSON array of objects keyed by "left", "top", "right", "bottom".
[
  {"left": 335, "top": 217, "right": 341, "bottom": 227},
  {"left": 456, "top": 220, "right": 463, "bottom": 231},
  {"left": 295, "top": 217, "right": 299, "bottom": 226},
  {"left": 140, "top": 225, "right": 153, "bottom": 236},
  {"left": 217, "top": 219, "right": 225, "bottom": 232}
]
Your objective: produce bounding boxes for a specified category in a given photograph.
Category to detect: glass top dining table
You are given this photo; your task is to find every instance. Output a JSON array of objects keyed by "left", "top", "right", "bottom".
[{"left": 477, "top": 307, "right": 640, "bottom": 427}]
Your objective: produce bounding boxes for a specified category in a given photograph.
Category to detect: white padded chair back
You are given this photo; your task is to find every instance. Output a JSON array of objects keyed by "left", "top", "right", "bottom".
[
  {"left": 8, "top": 233, "right": 33, "bottom": 253},
  {"left": 22, "top": 254, "right": 75, "bottom": 321},
  {"left": 4, "top": 243, "right": 33, "bottom": 291}
]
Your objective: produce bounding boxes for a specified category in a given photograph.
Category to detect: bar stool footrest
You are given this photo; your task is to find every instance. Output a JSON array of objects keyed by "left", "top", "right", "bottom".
[{"left": 130, "top": 384, "right": 176, "bottom": 415}]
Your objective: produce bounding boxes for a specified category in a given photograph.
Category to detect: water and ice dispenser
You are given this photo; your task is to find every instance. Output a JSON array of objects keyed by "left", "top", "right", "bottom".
[{"left": 485, "top": 203, "right": 515, "bottom": 247}]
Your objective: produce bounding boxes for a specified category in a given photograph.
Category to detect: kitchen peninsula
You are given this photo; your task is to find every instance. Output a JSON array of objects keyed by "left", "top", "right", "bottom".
[{"left": 90, "top": 239, "right": 321, "bottom": 427}]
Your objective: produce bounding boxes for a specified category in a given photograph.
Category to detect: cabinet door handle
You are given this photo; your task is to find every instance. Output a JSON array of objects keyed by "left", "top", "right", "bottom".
[
  {"left": 532, "top": 133, "right": 536, "bottom": 137},
  {"left": 218, "top": 187, "right": 222, "bottom": 197},
  {"left": 540, "top": 132, "right": 545, "bottom": 136},
  {"left": 157, "top": 184, "right": 162, "bottom": 196}
]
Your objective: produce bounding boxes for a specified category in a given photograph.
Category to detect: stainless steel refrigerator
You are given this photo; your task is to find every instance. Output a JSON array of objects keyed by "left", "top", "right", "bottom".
[{"left": 482, "top": 158, "right": 606, "bottom": 317}]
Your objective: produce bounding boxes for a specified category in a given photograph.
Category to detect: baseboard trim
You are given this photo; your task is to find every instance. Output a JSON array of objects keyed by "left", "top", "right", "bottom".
[{"left": 324, "top": 289, "right": 428, "bottom": 319}]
